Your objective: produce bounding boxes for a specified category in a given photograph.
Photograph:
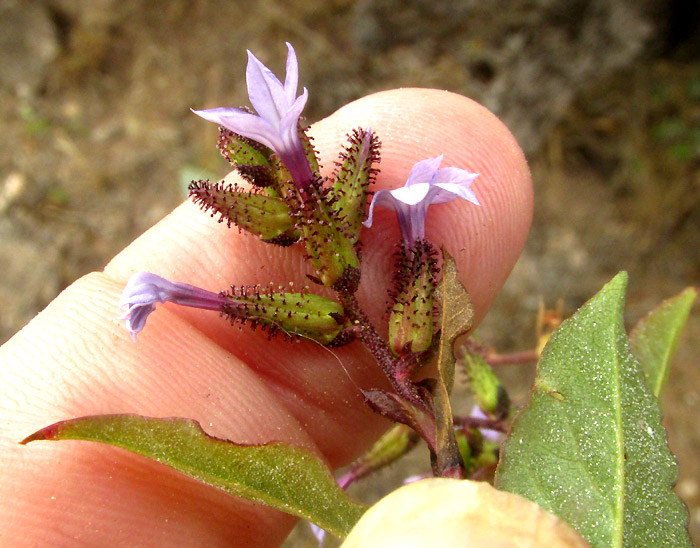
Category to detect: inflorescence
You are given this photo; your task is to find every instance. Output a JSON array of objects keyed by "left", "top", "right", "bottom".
[{"left": 119, "top": 42, "right": 482, "bottom": 477}]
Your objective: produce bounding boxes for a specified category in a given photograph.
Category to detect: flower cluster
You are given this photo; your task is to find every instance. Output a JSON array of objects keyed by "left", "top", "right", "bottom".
[
  {"left": 119, "top": 43, "right": 481, "bottom": 478},
  {"left": 121, "top": 43, "right": 480, "bottom": 341}
]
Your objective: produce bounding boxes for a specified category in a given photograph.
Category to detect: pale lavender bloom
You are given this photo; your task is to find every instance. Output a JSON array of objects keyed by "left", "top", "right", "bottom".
[
  {"left": 363, "top": 155, "right": 480, "bottom": 245},
  {"left": 469, "top": 405, "right": 502, "bottom": 442},
  {"left": 192, "top": 43, "right": 314, "bottom": 190},
  {"left": 308, "top": 523, "right": 327, "bottom": 548},
  {"left": 119, "top": 272, "right": 225, "bottom": 340},
  {"left": 403, "top": 473, "right": 429, "bottom": 485}
]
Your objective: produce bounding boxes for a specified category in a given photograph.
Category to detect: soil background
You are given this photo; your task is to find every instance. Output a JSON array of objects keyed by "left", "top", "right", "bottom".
[{"left": 1, "top": 0, "right": 698, "bottom": 545}]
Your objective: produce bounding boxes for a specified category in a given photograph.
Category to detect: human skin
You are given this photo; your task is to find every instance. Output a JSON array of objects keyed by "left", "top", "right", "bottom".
[{"left": 0, "top": 89, "right": 532, "bottom": 547}]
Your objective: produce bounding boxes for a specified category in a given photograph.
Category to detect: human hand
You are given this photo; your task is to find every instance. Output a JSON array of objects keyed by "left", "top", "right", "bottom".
[{"left": 0, "top": 89, "right": 532, "bottom": 547}]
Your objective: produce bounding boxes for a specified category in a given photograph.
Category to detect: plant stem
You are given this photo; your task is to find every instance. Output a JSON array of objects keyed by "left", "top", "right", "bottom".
[
  {"left": 461, "top": 339, "right": 538, "bottom": 366},
  {"left": 455, "top": 415, "right": 507, "bottom": 433},
  {"left": 485, "top": 349, "right": 539, "bottom": 366},
  {"left": 339, "top": 293, "right": 428, "bottom": 410}
]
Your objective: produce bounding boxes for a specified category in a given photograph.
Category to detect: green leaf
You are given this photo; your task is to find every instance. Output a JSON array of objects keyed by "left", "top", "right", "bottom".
[
  {"left": 21, "top": 414, "right": 367, "bottom": 538},
  {"left": 630, "top": 287, "right": 697, "bottom": 398},
  {"left": 433, "top": 249, "right": 474, "bottom": 477},
  {"left": 495, "top": 273, "right": 691, "bottom": 548}
]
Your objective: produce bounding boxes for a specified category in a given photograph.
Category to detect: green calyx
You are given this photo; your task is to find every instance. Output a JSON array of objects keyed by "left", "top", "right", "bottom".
[
  {"left": 221, "top": 286, "right": 346, "bottom": 345},
  {"left": 295, "top": 128, "right": 376, "bottom": 290},
  {"left": 456, "top": 347, "right": 510, "bottom": 419},
  {"left": 388, "top": 241, "right": 439, "bottom": 355},
  {"left": 455, "top": 428, "right": 499, "bottom": 477},
  {"left": 299, "top": 124, "right": 321, "bottom": 178},
  {"left": 217, "top": 127, "right": 304, "bottom": 202},
  {"left": 189, "top": 180, "right": 300, "bottom": 244},
  {"left": 344, "top": 424, "right": 420, "bottom": 484},
  {"left": 217, "top": 127, "right": 278, "bottom": 189},
  {"left": 330, "top": 128, "right": 380, "bottom": 243},
  {"left": 298, "top": 186, "right": 361, "bottom": 291}
]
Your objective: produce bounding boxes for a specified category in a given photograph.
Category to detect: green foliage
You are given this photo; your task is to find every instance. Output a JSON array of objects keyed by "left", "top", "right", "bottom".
[
  {"left": 630, "top": 287, "right": 697, "bottom": 398},
  {"left": 22, "top": 414, "right": 366, "bottom": 538},
  {"left": 495, "top": 273, "right": 691, "bottom": 548}
]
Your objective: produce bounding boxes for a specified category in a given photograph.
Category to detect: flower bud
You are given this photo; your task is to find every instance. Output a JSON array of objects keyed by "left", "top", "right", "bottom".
[
  {"left": 338, "top": 424, "right": 419, "bottom": 488},
  {"left": 341, "top": 479, "right": 590, "bottom": 548},
  {"left": 457, "top": 346, "right": 510, "bottom": 419},
  {"left": 298, "top": 185, "right": 361, "bottom": 291},
  {"left": 221, "top": 285, "right": 346, "bottom": 345},
  {"left": 330, "top": 127, "right": 380, "bottom": 243},
  {"left": 388, "top": 240, "right": 438, "bottom": 355},
  {"left": 217, "top": 126, "right": 278, "bottom": 189},
  {"left": 189, "top": 179, "right": 300, "bottom": 245}
]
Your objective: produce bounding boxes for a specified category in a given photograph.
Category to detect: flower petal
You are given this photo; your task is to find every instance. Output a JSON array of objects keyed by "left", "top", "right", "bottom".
[
  {"left": 279, "top": 89, "right": 308, "bottom": 145},
  {"left": 363, "top": 189, "right": 401, "bottom": 228},
  {"left": 470, "top": 405, "right": 502, "bottom": 442},
  {"left": 245, "top": 49, "right": 288, "bottom": 125},
  {"left": 363, "top": 156, "right": 480, "bottom": 245},
  {"left": 405, "top": 155, "right": 443, "bottom": 187},
  {"left": 119, "top": 272, "right": 225, "bottom": 340},
  {"left": 431, "top": 181, "right": 480, "bottom": 206},
  {"left": 431, "top": 166, "right": 480, "bottom": 186},
  {"left": 118, "top": 272, "right": 170, "bottom": 308},
  {"left": 386, "top": 183, "right": 431, "bottom": 205},
  {"left": 191, "top": 107, "right": 282, "bottom": 152},
  {"left": 120, "top": 303, "right": 156, "bottom": 340},
  {"left": 284, "top": 42, "right": 299, "bottom": 105}
]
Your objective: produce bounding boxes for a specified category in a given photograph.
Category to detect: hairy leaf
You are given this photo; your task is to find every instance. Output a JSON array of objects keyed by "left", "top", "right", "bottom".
[
  {"left": 630, "top": 287, "right": 697, "bottom": 398},
  {"left": 22, "top": 414, "right": 366, "bottom": 538},
  {"left": 495, "top": 273, "right": 690, "bottom": 548},
  {"left": 433, "top": 249, "right": 474, "bottom": 476}
]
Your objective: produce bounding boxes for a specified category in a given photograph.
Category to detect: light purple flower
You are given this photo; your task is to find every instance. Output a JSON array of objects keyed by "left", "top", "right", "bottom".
[
  {"left": 119, "top": 272, "right": 225, "bottom": 340},
  {"left": 363, "top": 155, "right": 480, "bottom": 245},
  {"left": 308, "top": 523, "right": 327, "bottom": 548},
  {"left": 469, "top": 405, "right": 502, "bottom": 442},
  {"left": 192, "top": 43, "right": 314, "bottom": 190}
]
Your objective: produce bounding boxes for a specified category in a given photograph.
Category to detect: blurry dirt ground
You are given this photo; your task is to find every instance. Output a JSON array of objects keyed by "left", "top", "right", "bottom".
[{"left": 1, "top": 0, "right": 698, "bottom": 545}]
